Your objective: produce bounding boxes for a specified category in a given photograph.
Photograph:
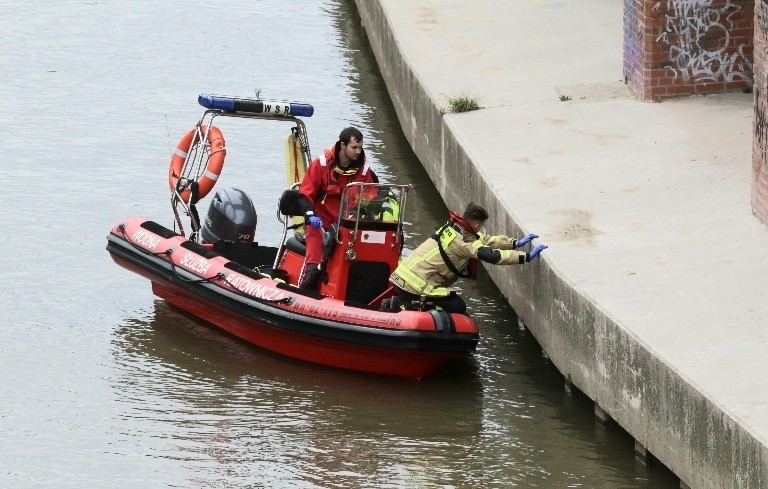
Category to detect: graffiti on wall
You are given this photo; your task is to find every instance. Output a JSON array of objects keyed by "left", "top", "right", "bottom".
[
  {"left": 654, "top": 0, "right": 752, "bottom": 84},
  {"left": 623, "top": 0, "right": 643, "bottom": 85},
  {"left": 755, "top": 88, "right": 768, "bottom": 160},
  {"left": 755, "top": 4, "right": 768, "bottom": 160}
]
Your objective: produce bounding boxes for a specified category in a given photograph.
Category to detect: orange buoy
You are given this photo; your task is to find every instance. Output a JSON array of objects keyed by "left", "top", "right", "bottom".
[{"left": 168, "top": 125, "right": 226, "bottom": 203}]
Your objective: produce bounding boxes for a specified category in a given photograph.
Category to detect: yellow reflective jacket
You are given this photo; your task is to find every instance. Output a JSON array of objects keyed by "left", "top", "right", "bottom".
[
  {"left": 377, "top": 193, "right": 400, "bottom": 221},
  {"left": 390, "top": 223, "right": 526, "bottom": 297}
]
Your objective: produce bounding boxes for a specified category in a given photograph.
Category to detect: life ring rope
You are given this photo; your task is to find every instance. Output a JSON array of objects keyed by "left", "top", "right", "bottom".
[{"left": 168, "top": 124, "right": 226, "bottom": 204}]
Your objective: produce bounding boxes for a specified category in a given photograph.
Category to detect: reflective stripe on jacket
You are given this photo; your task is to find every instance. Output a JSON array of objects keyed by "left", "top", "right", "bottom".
[{"left": 390, "top": 223, "right": 526, "bottom": 297}]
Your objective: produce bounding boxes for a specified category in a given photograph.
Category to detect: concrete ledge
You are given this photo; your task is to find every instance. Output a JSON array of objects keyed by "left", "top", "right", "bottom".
[{"left": 354, "top": 0, "right": 768, "bottom": 487}]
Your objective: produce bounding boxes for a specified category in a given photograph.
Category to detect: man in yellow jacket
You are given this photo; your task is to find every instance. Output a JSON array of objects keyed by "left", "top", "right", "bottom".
[{"left": 389, "top": 202, "right": 547, "bottom": 315}]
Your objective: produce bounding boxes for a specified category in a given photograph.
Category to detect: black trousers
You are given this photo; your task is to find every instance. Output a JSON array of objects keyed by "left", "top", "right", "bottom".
[{"left": 392, "top": 286, "right": 468, "bottom": 315}]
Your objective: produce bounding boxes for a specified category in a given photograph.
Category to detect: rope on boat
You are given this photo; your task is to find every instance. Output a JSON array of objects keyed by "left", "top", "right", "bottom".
[
  {"left": 117, "top": 224, "right": 225, "bottom": 284},
  {"left": 117, "top": 224, "right": 294, "bottom": 303},
  {"left": 217, "top": 274, "right": 295, "bottom": 305},
  {"left": 117, "top": 224, "right": 175, "bottom": 258},
  {"left": 167, "top": 258, "right": 226, "bottom": 284}
]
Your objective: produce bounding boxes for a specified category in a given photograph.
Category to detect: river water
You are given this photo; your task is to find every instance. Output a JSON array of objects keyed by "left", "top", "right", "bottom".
[{"left": 0, "top": 1, "right": 679, "bottom": 487}]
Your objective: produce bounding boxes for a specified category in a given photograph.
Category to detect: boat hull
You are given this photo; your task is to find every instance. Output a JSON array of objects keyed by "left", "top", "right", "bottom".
[
  {"left": 151, "top": 280, "right": 465, "bottom": 379},
  {"left": 107, "top": 218, "right": 479, "bottom": 379}
]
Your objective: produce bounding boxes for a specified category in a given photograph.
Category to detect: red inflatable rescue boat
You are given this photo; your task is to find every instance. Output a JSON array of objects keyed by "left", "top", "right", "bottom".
[{"left": 106, "top": 93, "right": 479, "bottom": 379}]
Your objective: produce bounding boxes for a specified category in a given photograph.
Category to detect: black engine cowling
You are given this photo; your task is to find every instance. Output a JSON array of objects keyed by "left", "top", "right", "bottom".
[{"left": 200, "top": 187, "right": 257, "bottom": 244}]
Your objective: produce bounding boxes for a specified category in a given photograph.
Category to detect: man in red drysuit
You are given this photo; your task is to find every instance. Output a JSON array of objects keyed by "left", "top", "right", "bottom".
[{"left": 297, "top": 126, "right": 375, "bottom": 290}]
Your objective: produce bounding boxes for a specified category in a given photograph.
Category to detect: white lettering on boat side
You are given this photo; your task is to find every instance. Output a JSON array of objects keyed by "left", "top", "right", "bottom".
[
  {"left": 225, "top": 274, "right": 286, "bottom": 302},
  {"left": 131, "top": 229, "right": 161, "bottom": 252},
  {"left": 179, "top": 253, "right": 210, "bottom": 275}
]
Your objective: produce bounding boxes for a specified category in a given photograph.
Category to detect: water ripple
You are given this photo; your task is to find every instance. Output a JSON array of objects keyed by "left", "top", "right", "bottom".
[{"left": 0, "top": 0, "right": 678, "bottom": 487}]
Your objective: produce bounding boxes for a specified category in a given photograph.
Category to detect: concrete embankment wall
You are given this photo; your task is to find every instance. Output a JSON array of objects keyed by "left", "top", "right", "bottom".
[{"left": 353, "top": 1, "right": 767, "bottom": 487}]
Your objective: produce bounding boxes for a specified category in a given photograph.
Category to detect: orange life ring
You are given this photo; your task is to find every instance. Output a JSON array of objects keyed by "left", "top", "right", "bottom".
[{"left": 168, "top": 124, "right": 226, "bottom": 203}]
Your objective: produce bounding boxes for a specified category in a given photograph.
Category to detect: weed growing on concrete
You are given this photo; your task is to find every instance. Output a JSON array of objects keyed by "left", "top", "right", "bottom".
[
  {"left": 447, "top": 94, "right": 482, "bottom": 113},
  {"left": 559, "top": 94, "right": 572, "bottom": 102}
]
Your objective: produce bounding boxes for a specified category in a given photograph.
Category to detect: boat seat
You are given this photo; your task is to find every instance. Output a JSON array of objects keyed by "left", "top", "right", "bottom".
[
  {"left": 284, "top": 226, "right": 337, "bottom": 259},
  {"left": 213, "top": 241, "right": 278, "bottom": 269},
  {"left": 278, "top": 189, "right": 338, "bottom": 259},
  {"left": 279, "top": 189, "right": 303, "bottom": 217},
  {"left": 322, "top": 224, "right": 337, "bottom": 259},
  {"left": 285, "top": 235, "right": 307, "bottom": 255}
]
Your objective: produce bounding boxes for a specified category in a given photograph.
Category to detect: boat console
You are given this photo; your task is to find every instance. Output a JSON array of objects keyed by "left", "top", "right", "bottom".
[{"left": 276, "top": 182, "right": 411, "bottom": 305}]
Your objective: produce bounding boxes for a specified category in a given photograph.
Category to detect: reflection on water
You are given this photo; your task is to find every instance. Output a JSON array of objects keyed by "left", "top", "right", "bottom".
[
  {"left": 111, "top": 300, "right": 485, "bottom": 487},
  {"left": 0, "top": 0, "right": 679, "bottom": 486},
  {"left": 108, "top": 281, "right": 677, "bottom": 488}
]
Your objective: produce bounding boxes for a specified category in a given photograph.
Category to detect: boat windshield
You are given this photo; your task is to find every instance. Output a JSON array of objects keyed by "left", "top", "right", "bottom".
[{"left": 339, "top": 183, "right": 409, "bottom": 224}]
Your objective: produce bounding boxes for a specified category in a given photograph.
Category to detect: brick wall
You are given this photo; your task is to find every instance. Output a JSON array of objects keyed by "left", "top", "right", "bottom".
[
  {"left": 754, "top": 0, "right": 768, "bottom": 223},
  {"left": 623, "top": 0, "right": 754, "bottom": 102}
]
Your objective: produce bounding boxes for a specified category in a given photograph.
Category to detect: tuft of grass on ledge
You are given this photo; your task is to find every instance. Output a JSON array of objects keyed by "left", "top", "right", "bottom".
[
  {"left": 559, "top": 94, "right": 572, "bottom": 102},
  {"left": 446, "top": 94, "right": 482, "bottom": 113}
]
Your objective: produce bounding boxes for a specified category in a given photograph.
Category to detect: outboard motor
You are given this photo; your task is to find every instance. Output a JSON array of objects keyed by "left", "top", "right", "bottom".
[{"left": 200, "top": 187, "right": 257, "bottom": 244}]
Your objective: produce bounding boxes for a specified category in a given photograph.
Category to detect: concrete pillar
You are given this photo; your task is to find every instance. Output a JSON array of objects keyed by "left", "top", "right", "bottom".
[
  {"left": 634, "top": 440, "right": 652, "bottom": 464},
  {"left": 517, "top": 317, "right": 526, "bottom": 332},
  {"left": 754, "top": 1, "right": 768, "bottom": 224},
  {"left": 594, "top": 402, "right": 612, "bottom": 426},
  {"left": 623, "top": 0, "right": 753, "bottom": 101}
]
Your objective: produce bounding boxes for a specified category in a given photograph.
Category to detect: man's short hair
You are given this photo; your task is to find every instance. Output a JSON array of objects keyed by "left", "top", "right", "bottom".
[
  {"left": 463, "top": 202, "right": 489, "bottom": 221},
  {"left": 339, "top": 127, "right": 363, "bottom": 145}
]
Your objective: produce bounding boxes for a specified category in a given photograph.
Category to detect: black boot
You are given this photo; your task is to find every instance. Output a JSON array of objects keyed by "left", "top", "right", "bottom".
[{"left": 299, "top": 264, "right": 322, "bottom": 290}]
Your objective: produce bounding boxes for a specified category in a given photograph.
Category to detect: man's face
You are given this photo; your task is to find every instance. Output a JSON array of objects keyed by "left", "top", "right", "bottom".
[{"left": 340, "top": 137, "right": 363, "bottom": 165}]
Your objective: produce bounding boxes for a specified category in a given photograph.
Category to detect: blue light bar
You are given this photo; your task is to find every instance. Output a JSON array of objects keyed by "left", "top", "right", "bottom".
[
  {"left": 198, "top": 93, "right": 313, "bottom": 117},
  {"left": 198, "top": 94, "right": 235, "bottom": 111}
]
